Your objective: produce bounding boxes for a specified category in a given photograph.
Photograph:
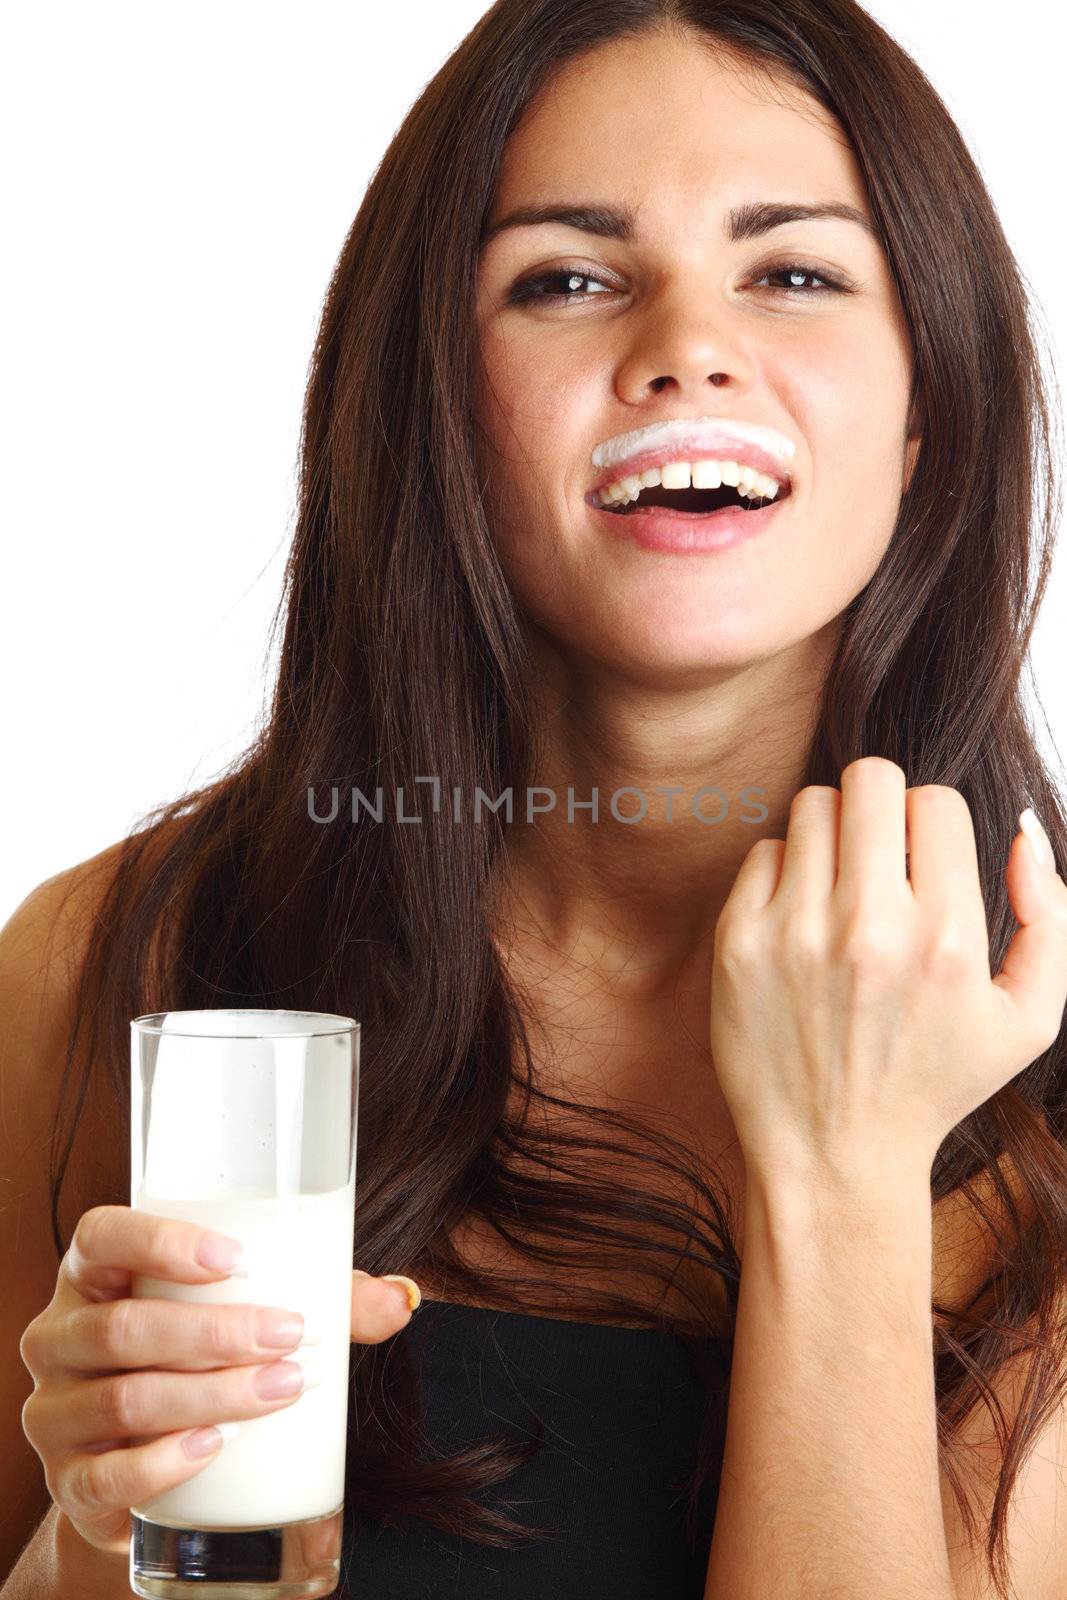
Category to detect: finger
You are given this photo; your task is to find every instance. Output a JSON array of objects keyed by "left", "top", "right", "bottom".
[
  {"left": 906, "top": 786, "right": 988, "bottom": 937},
  {"left": 64, "top": 1206, "right": 248, "bottom": 1304},
  {"left": 715, "top": 836, "right": 786, "bottom": 927},
  {"left": 835, "top": 758, "right": 908, "bottom": 906},
  {"left": 350, "top": 1271, "right": 420, "bottom": 1342},
  {"left": 773, "top": 786, "right": 840, "bottom": 903},
  {"left": 993, "top": 823, "right": 1067, "bottom": 1049},
  {"left": 28, "top": 1357, "right": 310, "bottom": 1453},
  {"left": 57, "top": 1425, "right": 243, "bottom": 1551},
  {"left": 38, "top": 1297, "right": 306, "bottom": 1378}
]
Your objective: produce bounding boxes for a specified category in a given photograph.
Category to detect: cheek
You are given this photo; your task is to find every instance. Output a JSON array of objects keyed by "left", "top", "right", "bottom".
[
  {"left": 477, "top": 321, "right": 594, "bottom": 458},
  {"left": 773, "top": 319, "right": 912, "bottom": 521}
]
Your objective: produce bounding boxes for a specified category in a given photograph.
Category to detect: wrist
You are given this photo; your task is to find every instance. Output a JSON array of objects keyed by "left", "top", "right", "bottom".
[
  {"left": 743, "top": 1135, "right": 935, "bottom": 1205},
  {"left": 743, "top": 1149, "right": 935, "bottom": 1241}
]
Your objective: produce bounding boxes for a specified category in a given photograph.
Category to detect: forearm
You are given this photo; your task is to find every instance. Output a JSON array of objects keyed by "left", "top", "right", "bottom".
[
  {"left": 703, "top": 1157, "right": 955, "bottom": 1600},
  {"left": 0, "top": 1503, "right": 130, "bottom": 1599}
]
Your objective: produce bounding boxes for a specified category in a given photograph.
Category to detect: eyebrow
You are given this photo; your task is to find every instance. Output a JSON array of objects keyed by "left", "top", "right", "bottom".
[{"left": 479, "top": 198, "right": 879, "bottom": 248}]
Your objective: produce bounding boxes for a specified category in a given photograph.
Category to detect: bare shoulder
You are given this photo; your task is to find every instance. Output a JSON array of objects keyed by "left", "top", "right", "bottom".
[
  {"left": 1, "top": 840, "right": 129, "bottom": 988},
  {"left": 0, "top": 839, "right": 131, "bottom": 1215}
]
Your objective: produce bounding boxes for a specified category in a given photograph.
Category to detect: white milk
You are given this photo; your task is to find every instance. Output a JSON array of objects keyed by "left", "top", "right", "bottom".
[{"left": 129, "top": 1181, "right": 355, "bottom": 1529}]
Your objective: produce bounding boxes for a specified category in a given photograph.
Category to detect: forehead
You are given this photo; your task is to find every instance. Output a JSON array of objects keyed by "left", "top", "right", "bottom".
[{"left": 489, "top": 29, "right": 867, "bottom": 230}]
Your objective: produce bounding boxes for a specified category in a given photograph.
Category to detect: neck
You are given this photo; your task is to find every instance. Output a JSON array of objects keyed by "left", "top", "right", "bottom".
[{"left": 489, "top": 620, "right": 838, "bottom": 1001}]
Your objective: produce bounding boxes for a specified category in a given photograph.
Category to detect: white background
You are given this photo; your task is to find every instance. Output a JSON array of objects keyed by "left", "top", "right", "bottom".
[{"left": 2, "top": 1, "right": 1064, "bottom": 916}]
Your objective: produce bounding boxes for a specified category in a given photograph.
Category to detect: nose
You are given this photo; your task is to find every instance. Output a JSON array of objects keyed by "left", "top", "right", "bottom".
[{"left": 613, "top": 294, "right": 758, "bottom": 406}]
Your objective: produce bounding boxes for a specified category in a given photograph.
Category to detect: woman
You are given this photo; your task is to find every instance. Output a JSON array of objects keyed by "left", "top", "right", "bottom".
[{"left": 4, "top": 1, "right": 1067, "bottom": 1597}]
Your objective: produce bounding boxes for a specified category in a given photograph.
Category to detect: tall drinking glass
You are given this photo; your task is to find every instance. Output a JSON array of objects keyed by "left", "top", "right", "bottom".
[{"left": 128, "top": 1009, "right": 359, "bottom": 1599}]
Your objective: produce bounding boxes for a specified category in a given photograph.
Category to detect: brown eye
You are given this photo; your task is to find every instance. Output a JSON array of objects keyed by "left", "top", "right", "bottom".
[
  {"left": 508, "top": 267, "right": 616, "bottom": 306},
  {"left": 751, "top": 262, "right": 852, "bottom": 297}
]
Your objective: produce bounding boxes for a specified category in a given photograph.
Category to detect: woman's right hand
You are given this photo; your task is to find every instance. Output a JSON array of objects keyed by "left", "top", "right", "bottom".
[{"left": 18, "top": 1205, "right": 416, "bottom": 1558}]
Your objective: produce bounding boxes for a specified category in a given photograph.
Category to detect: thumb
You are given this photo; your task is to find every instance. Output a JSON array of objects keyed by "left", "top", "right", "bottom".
[{"left": 992, "top": 809, "right": 1067, "bottom": 1053}]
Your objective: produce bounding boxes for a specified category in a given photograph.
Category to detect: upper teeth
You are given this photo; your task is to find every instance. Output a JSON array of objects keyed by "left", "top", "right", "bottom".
[{"left": 595, "top": 459, "right": 784, "bottom": 507}]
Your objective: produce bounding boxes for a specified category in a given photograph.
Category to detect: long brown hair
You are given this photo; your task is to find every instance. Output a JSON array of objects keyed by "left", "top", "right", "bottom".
[{"left": 48, "top": 2, "right": 1066, "bottom": 1595}]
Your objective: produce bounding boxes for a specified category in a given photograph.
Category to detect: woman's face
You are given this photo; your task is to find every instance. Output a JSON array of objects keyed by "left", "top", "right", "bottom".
[{"left": 473, "top": 28, "right": 920, "bottom": 681}]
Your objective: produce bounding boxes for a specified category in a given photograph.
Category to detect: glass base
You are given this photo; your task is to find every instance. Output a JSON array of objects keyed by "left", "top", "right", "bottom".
[{"left": 129, "top": 1504, "right": 343, "bottom": 1598}]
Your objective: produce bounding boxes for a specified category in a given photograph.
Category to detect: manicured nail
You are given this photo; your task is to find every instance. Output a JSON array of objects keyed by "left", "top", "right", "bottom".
[
  {"left": 183, "top": 1421, "right": 240, "bottom": 1460},
  {"left": 254, "top": 1361, "right": 305, "bottom": 1399},
  {"left": 256, "top": 1310, "right": 304, "bottom": 1348},
  {"left": 1020, "top": 807, "right": 1056, "bottom": 872},
  {"left": 381, "top": 1274, "right": 422, "bottom": 1313},
  {"left": 196, "top": 1232, "right": 249, "bottom": 1277}
]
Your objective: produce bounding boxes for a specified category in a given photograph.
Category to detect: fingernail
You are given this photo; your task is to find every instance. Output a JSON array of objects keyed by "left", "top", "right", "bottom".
[
  {"left": 183, "top": 1421, "right": 240, "bottom": 1460},
  {"left": 196, "top": 1232, "right": 249, "bottom": 1277},
  {"left": 256, "top": 1310, "right": 304, "bottom": 1348},
  {"left": 254, "top": 1361, "right": 305, "bottom": 1400},
  {"left": 1020, "top": 807, "right": 1056, "bottom": 872},
  {"left": 381, "top": 1274, "right": 422, "bottom": 1313}
]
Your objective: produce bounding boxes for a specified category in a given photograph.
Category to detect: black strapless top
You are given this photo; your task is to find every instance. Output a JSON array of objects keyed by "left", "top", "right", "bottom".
[{"left": 337, "top": 1298, "right": 725, "bottom": 1599}]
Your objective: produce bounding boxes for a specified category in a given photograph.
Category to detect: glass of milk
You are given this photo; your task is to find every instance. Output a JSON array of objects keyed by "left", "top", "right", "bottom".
[{"left": 127, "top": 1009, "right": 359, "bottom": 1599}]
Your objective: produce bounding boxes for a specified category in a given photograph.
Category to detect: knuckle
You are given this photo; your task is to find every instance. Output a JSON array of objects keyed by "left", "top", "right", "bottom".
[
  {"left": 100, "top": 1371, "right": 140, "bottom": 1435},
  {"left": 742, "top": 836, "right": 782, "bottom": 868},
  {"left": 240, "top": 1303, "right": 272, "bottom": 1353},
  {"left": 20, "top": 1392, "right": 41, "bottom": 1449},
  {"left": 72, "top": 1206, "right": 113, "bottom": 1260},
  {"left": 208, "top": 1304, "right": 248, "bottom": 1360},
  {"left": 95, "top": 1297, "right": 136, "bottom": 1360},
  {"left": 140, "top": 1211, "right": 172, "bottom": 1259},
  {"left": 68, "top": 1454, "right": 110, "bottom": 1515},
  {"left": 18, "top": 1316, "right": 42, "bottom": 1370},
  {"left": 837, "top": 917, "right": 906, "bottom": 973},
  {"left": 778, "top": 909, "right": 827, "bottom": 965},
  {"left": 714, "top": 914, "right": 762, "bottom": 968},
  {"left": 922, "top": 924, "right": 974, "bottom": 980}
]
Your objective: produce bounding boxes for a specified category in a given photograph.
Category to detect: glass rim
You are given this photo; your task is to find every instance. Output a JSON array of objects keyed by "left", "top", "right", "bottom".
[{"left": 130, "top": 1009, "right": 360, "bottom": 1040}]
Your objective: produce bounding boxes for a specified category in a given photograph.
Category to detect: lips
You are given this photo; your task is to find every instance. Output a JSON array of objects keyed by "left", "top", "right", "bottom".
[{"left": 590, "top": 491, "right": 788, "bottom": 554}]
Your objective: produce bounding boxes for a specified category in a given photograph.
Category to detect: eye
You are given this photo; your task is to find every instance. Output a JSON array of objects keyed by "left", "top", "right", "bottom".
[
  {"left": 506, "top": 266, "right": 617, "bottom": 306},
  {"left": 751, "top": 262, "right": 851, "bottom": 297}
]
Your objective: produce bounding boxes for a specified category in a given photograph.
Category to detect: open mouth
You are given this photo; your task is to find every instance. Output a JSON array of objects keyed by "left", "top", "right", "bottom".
[{"left": 594, "top": 481, "right": 792, "bottom": 515}]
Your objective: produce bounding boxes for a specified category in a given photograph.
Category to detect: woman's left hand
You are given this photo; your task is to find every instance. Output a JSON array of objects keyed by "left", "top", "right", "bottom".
[{"left": 709, "top": 757, "right": 1067, "bottom": 1183}]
